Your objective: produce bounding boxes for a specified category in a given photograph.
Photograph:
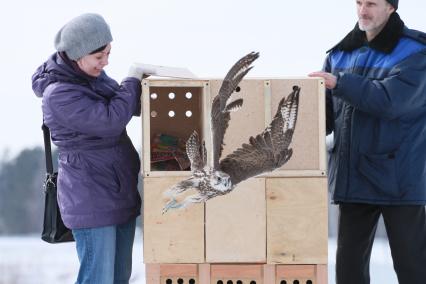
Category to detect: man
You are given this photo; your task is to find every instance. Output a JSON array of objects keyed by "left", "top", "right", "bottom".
[{"left": 309, "top": 0, "right": 426, "bottom": 283}]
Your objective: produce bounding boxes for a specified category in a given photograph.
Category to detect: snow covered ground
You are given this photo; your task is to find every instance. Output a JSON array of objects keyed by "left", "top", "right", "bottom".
[{"left": 0, "top": 234, "right": 398, "bottom": 284}]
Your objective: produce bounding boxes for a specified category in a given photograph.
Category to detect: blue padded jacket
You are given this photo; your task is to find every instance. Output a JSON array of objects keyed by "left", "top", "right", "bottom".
[{"left": 324, "top": 13, "right": 426, "bottom": 205}]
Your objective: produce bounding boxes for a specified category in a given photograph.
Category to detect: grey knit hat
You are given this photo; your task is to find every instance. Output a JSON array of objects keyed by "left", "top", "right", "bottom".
[
  {"left": 54, "top": 13, "right": 113, "bottom": 60},
  {"left": 386, "top": 0, "right": 398, "bottom": 9}
]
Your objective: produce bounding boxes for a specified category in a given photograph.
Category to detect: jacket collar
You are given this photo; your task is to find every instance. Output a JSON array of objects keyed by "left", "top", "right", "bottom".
[
  {"left": 328, "top": 12, "right": 405, "bottom": 54},
  {"left": 58, "top": 52, "right": 98, "bottom": 81}
]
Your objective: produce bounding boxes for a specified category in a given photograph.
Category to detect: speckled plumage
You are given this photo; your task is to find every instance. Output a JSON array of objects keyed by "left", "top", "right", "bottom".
[{"left": 163, "top": 52, "right": 300, "bottom": 213}]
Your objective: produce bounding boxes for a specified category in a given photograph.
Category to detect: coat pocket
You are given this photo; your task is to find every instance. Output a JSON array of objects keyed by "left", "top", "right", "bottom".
[{"left": 358, "top": 152, "right": 403, "bottom": 198}]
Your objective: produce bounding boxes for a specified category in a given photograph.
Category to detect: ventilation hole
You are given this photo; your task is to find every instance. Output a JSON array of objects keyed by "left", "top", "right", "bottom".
[
  {"left": 150, "top": 111, "right": 157, "bottom": 118},
  {"left": 150, "top": 93, "right": 158, "bottom": 100},
  {"left": 235, "top": 86, "right": 241, "bottom": 92},
  {"left": 185, "top": 92, "right": 193, "bottom": 99},
  {"left": 189, "top": 279, "right": 195, "bottom": 284},
  {"left": 217, "top": 281, "right": 223, "bottom": 284},
  {"left": 166, "top": 279, "right": 173, "bottom": 284},
  {"left": 168, "top": 92, "right": 176, "bottom": 99},
  {"left": 306, "top": 281, "right": 313, "bottom": 284},
  {"left": 227, "top": 280, "right": 233, "bottom": 284},
  {"left": 293, "top": 281, "right": 299, "bottom": 284},
  {"left": 280, "top": 281, "right": 287, "bottom": 284},
  {"left": 250, "top": 281, "right": 256, "bottom": 284},
  {"left": 236, "top": 281, "right": 243, "bottom": 284},
  {"left": 177, "top": 278, "right": 184, "bottom": 284},
  {"left": 168, "top": 110, "right": 175, "bottom": 117},
  {"left": 185, "top": 110, "right": 192, "bottom": 117}
]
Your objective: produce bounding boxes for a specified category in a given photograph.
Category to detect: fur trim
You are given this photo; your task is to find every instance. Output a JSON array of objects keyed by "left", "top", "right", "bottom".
[{"left": 328, "top": 12, "right": 404, "bottom": 54}]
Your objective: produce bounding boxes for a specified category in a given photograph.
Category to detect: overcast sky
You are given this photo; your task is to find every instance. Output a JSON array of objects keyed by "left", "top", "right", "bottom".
[{"left": 1, "top": 0, "right": 425, "bottom": 158}]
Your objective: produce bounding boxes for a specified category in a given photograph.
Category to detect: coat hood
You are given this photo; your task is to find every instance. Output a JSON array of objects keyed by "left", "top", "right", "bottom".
[{"left": 31, "top": 52, "right": 100, "bottom": 98}]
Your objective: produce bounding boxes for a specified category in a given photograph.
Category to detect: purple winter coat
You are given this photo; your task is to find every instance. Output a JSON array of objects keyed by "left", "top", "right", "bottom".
[{"left": 32, "top": 53, "right": 141, "bottom": 229}]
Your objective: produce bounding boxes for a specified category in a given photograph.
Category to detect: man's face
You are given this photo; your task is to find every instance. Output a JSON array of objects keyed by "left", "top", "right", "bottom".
[{"left": 356, "top": 0, "right": 395, "bottom": 33}]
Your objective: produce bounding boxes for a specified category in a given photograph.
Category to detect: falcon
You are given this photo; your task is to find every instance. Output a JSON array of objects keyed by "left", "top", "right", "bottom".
[{"left": 162, "top": 52, "right": 300, "bottom": 213}]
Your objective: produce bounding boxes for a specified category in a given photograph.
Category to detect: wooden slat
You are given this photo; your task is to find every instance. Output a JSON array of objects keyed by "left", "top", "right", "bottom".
[
  {"left": 147, "top": 79, "right": 207, "bottom": 87},
  {"left": 317, "top": 79, "right": 327, "bottom": 174},
  {"left": 199, "top": 264, "right": 211, "bottom": 284},
  {"left": 263, "top": 264, "right": 276, "bottom": 284},
  {"left": 142, "top": 80, "right": 151, "bottom": 174},
  {"left": 159, "top": 264, "right": 198, "bottom": 277},
  {"left": 146, "top": 264, "right": 161, "bottom": 284},
  {"left": 144, "top": 171, "right": 192, "bottom": 178},
  {"left": 211, "top": 264, "right": 263, "bottom": 278},
  {"left": 315, "top": 264, "right": 328, "bottom": 284},
  {"left": 276, "top": 265, "right": 315, "bottom": 278}
]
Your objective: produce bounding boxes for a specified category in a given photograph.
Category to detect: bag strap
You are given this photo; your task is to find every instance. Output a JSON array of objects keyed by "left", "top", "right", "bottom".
[{"left": 42, "top": 123, "right": 54, "bottom": 174}]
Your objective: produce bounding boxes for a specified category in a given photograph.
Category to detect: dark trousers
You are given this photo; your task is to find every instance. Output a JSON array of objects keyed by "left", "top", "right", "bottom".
[{"left": 336, "top": 203, "right": 426, "bottom": 284}]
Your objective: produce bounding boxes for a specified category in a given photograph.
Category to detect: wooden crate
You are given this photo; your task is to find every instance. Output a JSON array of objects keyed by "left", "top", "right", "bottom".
[
  {"left": 142, "top": 79, "right": 211, "bottom": 177},
  {"left": 266, "top": 178, "right": 328, "bottom": 264},
  {"left": 205, "top": 178, "right": 266, "bottom": 263},
  {"left": 143, "top": 177, "right": 205, "bottom": 263},
  {"left": 141, "top": 78, "right": 327, "bottom": 265},
  {"left": 145, "top": 264, "right": 327, "bottom": 284},
  {"left": 208, "top": 78, "right": 326, "bottom": 177},
  {"left": 141, "top": 78, "right": 325, "bottom": 177},
  {"left": 146, "top": 264, "right": 199, "bottom": 284}
]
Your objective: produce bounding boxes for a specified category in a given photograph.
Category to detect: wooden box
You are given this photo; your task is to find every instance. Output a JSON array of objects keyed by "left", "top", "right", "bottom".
[
  {"left": 141, "top": 78, "right": 326, "bottom": 177},
  {"left": 266, "top": 178, "right": 328, "bottom": 264},
  {"left": 141, "top": 78, "right": 327, "bottom": 265},
  {"left": 143, "top": 177, "right": 204, "bottom": 263},
  {"left": 205, "top": 178, "right": 266, "bottom": 263},
  {"left": 141, "top": 79, "right": 211, "bottom": 176},
  {"left": 145, "top": 264, "right": 327, "bottom": 284}
]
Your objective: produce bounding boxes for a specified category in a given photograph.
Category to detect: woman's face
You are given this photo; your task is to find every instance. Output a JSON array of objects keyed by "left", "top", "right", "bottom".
[{"left": 77, "top": 44, "right": 111, "bottom": 77}]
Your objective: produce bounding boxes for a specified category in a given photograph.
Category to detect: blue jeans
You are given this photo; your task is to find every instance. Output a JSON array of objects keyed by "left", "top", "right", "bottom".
[{"left": 72, "top": 218, "right": 136, "bottom": 284}]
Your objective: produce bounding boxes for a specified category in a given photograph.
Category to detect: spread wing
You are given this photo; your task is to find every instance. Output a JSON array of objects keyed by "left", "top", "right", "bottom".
[
  {"left": 219, "top": 86, "right": 300, "bottom": 186},
  {"left": 211, "top": 51, "right": 259, "bottom": 169},
  {"left": 186, "top": 131, "right": 206, "bottom": 173}
]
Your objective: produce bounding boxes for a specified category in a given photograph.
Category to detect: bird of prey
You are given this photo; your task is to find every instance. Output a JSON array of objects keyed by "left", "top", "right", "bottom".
[{"left": 162, "top": 52, "right": 300, "bottom": 213}]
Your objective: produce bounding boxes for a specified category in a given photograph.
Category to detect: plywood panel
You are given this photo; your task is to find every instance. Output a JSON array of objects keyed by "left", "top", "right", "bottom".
[
  {"left": 267, "top": 178, "right": 328, "bottom": 264},
  {"left": 142, "top": 78, "right": 325, "bottom": 177},
  {"left": 142, "top": 79, "right": 209, "bottom": 175},
  {"left": 143, "top": 177, "right": 205, "bottom": 263},
  {"left": 206, "top": 178, "right": 266, "bottom": 263},
  {"left": 208, "top": 79, "right": 266, "bottom": 159},
  {"left": 269, "top": 79, "right": 326, "bottom": 173},
  {"left": 149, "top": 86, "right": 203, "bottom": 141}
]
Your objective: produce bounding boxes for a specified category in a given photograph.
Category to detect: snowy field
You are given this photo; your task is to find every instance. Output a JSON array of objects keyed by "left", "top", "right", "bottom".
[{"left": 0, "top": 234, "right": 398, "bottom": 284}]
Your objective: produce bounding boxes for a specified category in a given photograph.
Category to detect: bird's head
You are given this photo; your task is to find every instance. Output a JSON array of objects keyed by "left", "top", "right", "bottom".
[{"left": 209, "top": 170, "right": 232, "bottom": 192}]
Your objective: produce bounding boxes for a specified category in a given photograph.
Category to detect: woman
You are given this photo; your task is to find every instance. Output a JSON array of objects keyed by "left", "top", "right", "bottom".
[{"left": 32, "top": 13, "right": 149, "bottom": 284}]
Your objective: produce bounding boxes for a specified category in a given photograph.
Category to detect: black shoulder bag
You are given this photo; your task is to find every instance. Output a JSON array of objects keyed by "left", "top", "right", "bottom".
[{"left": 41, "top": 124, "right": 74, "bottom": 243}]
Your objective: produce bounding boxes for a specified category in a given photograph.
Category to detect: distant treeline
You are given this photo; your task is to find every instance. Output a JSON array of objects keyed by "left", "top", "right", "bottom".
[
  {"left": 0, "top": 147, "right": 49, "bottom": 234},
  {"left": 0, "top": 147, "right": 387, "bottom": 238}
]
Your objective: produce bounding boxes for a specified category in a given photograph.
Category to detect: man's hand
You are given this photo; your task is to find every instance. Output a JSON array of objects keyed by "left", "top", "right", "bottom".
[{"left": 309, "top": 71, "right": 337, "bottom": 90}]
